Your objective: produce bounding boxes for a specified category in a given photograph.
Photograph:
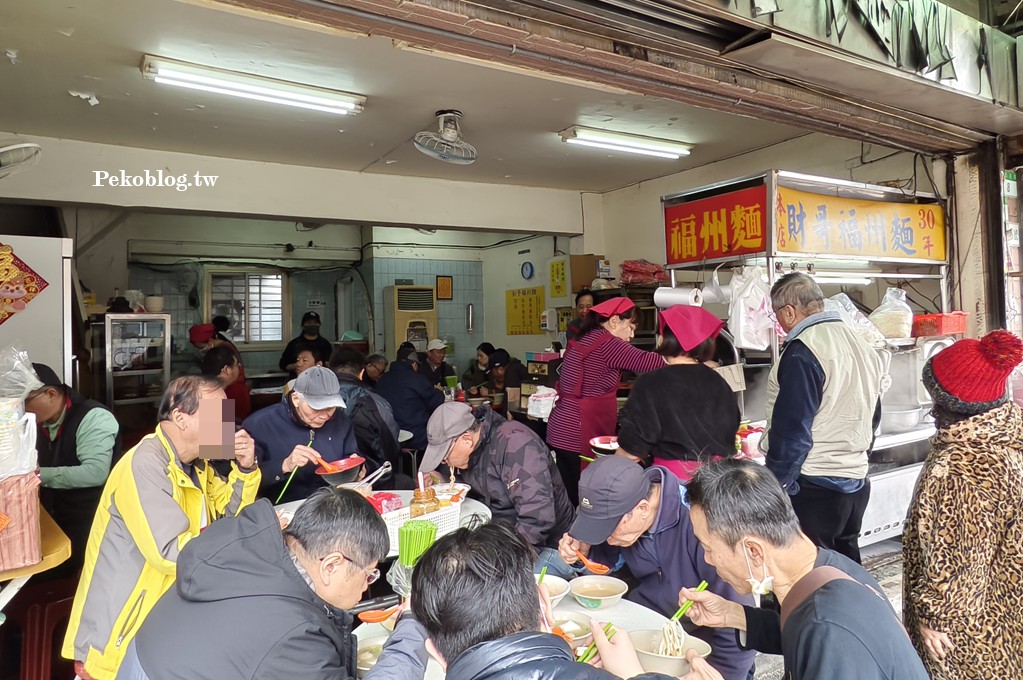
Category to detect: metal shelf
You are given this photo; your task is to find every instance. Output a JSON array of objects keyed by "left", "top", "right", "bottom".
[
  {"left": 874, "top": 425, "right": 935, "bottom": 451},
  {"left": 113, "top": 396, "right": 162, "bottom": 406},
  {"left": 111, "top": 368, "right": 165, "bottom": 376}
]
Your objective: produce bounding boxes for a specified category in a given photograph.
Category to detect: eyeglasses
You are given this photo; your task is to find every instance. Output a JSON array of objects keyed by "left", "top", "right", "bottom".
[{"left": 341, "top": 553, "right": 380, "bottom": 584}]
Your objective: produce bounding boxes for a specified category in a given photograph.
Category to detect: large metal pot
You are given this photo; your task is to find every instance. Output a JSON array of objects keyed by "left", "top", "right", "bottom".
[{"left": 880, "top": 406, "right": 922, "bottom": 434}]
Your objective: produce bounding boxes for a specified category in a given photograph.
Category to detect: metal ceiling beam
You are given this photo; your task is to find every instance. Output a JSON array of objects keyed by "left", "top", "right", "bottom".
[{"left": 217, "top": 0, "right": 993, "bottom": 154}]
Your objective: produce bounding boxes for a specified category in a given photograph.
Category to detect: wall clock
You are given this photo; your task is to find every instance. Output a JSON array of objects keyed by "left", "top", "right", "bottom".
[{"left": 520, "top": 261, "right": 535, "bottom": 280}]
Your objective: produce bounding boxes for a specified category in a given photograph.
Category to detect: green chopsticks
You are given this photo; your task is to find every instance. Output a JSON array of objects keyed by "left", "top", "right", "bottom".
[
  {"left": 399, "top": 520, "right": 437, "bottom": 567},
  {"left": 671, "top": 580, "right": 709, "bottom": 622},
  {"left": 576, "top": 622, "right": 616, "bottom": 664},
  {"left": 537, "top": 566, "right": 548, "bottom": 585},
  {"left": 276, "top": 433, "right": 314, "bottom": 504}
]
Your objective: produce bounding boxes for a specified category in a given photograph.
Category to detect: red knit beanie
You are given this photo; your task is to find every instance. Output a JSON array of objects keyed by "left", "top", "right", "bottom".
[{"left": 924, "top": 330, "right": 1023, "bottom": 415}]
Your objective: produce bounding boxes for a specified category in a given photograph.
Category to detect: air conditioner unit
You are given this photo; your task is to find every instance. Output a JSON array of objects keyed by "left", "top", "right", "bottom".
[{"left": 383, "top": 285, "right": 437, "bottom": 355}]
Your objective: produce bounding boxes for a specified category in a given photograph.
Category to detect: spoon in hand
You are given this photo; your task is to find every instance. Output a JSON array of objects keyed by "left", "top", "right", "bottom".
[{"left": 575, "top": 550, "right": 611, "bottom": 575}]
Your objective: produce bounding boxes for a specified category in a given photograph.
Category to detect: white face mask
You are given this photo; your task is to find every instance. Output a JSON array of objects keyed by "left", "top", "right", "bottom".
[{"left": 743, "top": 542, "right": 774, "bottom": 608}]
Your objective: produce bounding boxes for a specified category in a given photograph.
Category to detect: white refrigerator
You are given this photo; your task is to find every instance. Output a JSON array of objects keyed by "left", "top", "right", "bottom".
[{"left": 0, "top": 235, "right": 74, "bottom": 385}]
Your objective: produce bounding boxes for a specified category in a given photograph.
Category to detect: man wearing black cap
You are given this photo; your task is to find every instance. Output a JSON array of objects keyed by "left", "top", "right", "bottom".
[
  {"left": 421, "top": 402, "right": 574, "bottom": 561},
  {"left": 473, "top": 348, "right": 528, "bottom": 415},
  {"left": 557, "top": 456, "right": 755, "bottom": 680},
  {"left": 25, "top": 363, "right": 120, "bottom": 575},
  {"left": 278, "top": 311, "right": 334, "bottom": 375}
]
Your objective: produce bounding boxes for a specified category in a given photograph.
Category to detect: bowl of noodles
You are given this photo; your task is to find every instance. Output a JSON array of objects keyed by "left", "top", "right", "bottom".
[{"left": 629, "top": 623, "right": 712, "bottom": 676}]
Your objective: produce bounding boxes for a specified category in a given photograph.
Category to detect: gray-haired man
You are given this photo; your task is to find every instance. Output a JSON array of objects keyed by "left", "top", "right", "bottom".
[
  {"left": 761, "top": 272, "right": 882, "bottom": 563},
  {"left": 117, "top": 488, "right": 428, "bottom": 680},
  {"left": 678, "top": 459, "right": 926, "bottom": 680},
  {"left": 421, "top": 402, "right": 575, "bottom": 566}
]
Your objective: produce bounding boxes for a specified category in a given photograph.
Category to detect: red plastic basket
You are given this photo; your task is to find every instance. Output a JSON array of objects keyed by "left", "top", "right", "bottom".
[{"left": 912, "top": 311, "right": 967, "bottom": 337}]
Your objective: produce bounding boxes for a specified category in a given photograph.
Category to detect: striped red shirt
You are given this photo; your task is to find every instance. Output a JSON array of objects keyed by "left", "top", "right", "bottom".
[{"left": 546, "top": 328, "right": 664, "bottom": 452}]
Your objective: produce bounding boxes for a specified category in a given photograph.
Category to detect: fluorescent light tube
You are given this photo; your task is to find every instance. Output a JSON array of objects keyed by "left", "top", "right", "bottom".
[
  {"left": 565, "top": 138, "right": 681, "bottom": 159},
  {"left": 813, "top": 276, "right": 872, "bottom": 286},
  {"left": 142, "top": 55, "right": 365, "bottom": 116},
  {"left": 560, "top": 126, "right": 691, "bottom": 159}
]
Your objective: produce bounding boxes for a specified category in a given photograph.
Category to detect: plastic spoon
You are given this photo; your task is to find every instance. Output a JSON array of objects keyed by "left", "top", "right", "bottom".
[
  {"left": 357, "top": 605, "right": 401, "bottom": 623},
  {"left": 575, "top": 550, "right": 611, "bottom": 575}
]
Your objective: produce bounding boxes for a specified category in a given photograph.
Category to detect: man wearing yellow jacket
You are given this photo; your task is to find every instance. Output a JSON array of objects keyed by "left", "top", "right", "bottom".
[{"left": 62, "top": 375, "right": 260, "bottom": 680}]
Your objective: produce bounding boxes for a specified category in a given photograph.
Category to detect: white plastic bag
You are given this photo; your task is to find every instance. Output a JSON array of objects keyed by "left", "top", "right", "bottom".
[
  {"left": 527, "top": 387, "right": 559, "bottom": 421},
  {"left": 0, "top": 346, "right": 41, "bottom": 480},
  {"left": 825, "top": 293, "right": 886, "bottom": 347},
  {"left": 868, "top": 288, "right": 914, "bottom": 339},
  {"left": 728, "top": 266, "right": 774, "bottom": 351}
]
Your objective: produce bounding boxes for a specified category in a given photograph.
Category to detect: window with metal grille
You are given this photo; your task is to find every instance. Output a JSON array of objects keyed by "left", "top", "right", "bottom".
[{"left": 208, "top": 271, "right": 286, "bottom": 344}]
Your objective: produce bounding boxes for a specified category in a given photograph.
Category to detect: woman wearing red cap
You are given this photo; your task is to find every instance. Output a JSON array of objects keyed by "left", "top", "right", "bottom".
[
  {"left": 616, "top": 306, "right": 739, "bottom": 482},
  {"left": 189, "top": 323, "right": 251, "bottom": 421},
  {"left": 902, "top": 330, "right": 1023, "bottom": 679},
  {"left": 546, "top": 296, "right": 664, "bottom": 504}
]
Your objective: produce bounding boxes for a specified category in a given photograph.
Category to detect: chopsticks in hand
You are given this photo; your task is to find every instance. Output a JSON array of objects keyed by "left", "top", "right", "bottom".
[
  {"left": 275, "top": 433, "right": 315, "bottom": 504},
  {"left": 576, "top": 622, "right": 616, "bottom": 664},
  {"left": 671, "top": 579, "right": 709, "bottom": 622}
]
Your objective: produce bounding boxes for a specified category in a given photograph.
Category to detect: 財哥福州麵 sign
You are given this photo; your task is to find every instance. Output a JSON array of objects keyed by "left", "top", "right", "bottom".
[
  {"left": 664, "top": 185, "right": 768, "bottom": 265},
  {"left": 775, "top": 186, "right": 947, "bottom": 262}
]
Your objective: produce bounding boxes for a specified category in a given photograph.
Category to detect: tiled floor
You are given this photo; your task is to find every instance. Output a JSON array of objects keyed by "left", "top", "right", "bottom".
[{"left": 753, "top": 539, "right": 904, "bottom": 679}]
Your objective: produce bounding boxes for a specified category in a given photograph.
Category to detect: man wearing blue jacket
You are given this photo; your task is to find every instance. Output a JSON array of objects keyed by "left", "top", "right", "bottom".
[
  {"left": 558, "top": 456, "right": 755, "bottom": 680},
  {"left": 375, "top": 347, "right": 444, "bottom": 451},
  {"left": 243, "top": 366, "right": 361, "bottom": 503},
  {"left": 761, "top": 273, "right": 882, "bottom": 564}
]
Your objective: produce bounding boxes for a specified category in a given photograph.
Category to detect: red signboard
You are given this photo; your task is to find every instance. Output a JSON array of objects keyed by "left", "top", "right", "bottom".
[{"left": 664, "top": 185, "right": 768, "bottom": 265}]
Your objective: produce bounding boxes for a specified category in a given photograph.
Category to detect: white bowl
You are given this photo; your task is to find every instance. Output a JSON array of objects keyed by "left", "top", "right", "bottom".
[
  {"left": 630, "top": 629, "right": 712, "bottom": 676},
  {"left": 569, "top": 575, "right": 628, "bottom": 610},
  {"left": 433, "top": 482, "right": 471, "bottom": 504},
  {"left": 552, "top": 611, "right": 593, "bottom": 649},
  {"left": 144, "top": 296, "right": 164, "bottom": 313},
  {"left": 535, "top": 573, "right": 570, "bottom": 607},
  {"left": 356, "top": 635, "right": 389, "bottom": 678}
]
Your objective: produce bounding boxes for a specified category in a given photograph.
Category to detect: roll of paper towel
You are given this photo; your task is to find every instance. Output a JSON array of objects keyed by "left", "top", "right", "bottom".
[{"left": 654, "top": 286, "right": 703, "bottom": 308}]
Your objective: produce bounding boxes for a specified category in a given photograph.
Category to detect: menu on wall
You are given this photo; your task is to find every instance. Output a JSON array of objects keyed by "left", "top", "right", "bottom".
[
  {"left": 506, "top": 286, "right": 545, "bottom": 335},
  {"left": 549, "top": 259, "right": 567, "bottom": 299}
]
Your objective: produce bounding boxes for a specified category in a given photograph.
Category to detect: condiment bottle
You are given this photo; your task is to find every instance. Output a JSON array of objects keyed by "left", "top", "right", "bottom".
[{"left": 410, "top": 488, "right": 440, "bottom": 517}]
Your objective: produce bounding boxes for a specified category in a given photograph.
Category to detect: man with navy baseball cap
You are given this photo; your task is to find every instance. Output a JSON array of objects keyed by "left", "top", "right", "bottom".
[{"left": 557, "top": 456, "right": 756, "bottom": 680}]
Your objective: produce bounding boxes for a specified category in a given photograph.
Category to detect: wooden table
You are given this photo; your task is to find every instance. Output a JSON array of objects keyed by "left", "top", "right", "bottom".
[{"left": 0, "top": 508, "right": 71, "bottom": 625}]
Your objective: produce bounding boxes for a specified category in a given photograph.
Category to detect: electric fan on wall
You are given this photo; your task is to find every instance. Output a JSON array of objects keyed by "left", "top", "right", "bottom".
[
  {"left": 413, "top": 110, "right": 477, "bottom": 165},
  {"left": 0, "top": 141, "right": 41, "bottom": 180}
]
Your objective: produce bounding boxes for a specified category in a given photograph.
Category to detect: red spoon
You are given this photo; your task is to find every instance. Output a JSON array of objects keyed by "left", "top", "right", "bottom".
[
  {"left": 358, "top": 605, "right": 401, "bottom": 623},
  {"left": 575, "top": 550, "right": 611, "bottom": 575}
]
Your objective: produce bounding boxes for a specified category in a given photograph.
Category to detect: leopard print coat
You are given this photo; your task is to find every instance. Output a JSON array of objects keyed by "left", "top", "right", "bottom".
[{"left": 903, "top": 402, "right": 1023, "bottom": 680}]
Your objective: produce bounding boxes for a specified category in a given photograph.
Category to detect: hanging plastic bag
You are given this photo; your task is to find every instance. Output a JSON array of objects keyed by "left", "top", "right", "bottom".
[
  {"left": 868, "top": 288, "right": 914, "bottom": 339},
  {"left": 0, "top": 346, "right": 41, "bottom": 481},
  {"left": 825, "top": 293, "right": 886, "bottom": 347},
  {"left": 728, "top": 266, "right": 774, "bottom": 351},
  {"left": 527, "top": 386, "right": 559, "bottom": 421},
  {"left": 702, "top": 264, "right": 732, "bottom": 305}
]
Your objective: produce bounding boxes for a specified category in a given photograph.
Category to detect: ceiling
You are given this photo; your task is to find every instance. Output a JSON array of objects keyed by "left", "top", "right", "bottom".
[{"left": 0, "top": 0, "right": 809, "bottom": 192}]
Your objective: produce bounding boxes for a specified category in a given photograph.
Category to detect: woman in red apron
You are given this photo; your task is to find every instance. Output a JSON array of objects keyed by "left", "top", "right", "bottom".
[
  {"left": 616, "top": 305, "right": 740, "bottom": 482},
  {"left": 546, "top": 297, "right": 664, "bottom": 504}
]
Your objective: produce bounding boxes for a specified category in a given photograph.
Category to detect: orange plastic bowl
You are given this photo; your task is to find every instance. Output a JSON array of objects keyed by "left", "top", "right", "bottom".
[{"left": 315, "top": 456, "right": 365, "bottom": 484}]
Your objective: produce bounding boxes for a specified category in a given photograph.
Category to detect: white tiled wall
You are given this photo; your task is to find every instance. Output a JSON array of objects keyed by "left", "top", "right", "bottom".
[{"left": 370, "top": 258, "right": 484, "bottom": 374}]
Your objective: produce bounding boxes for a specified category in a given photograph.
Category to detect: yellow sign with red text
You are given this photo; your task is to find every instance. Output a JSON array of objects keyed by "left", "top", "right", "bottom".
[{"left": 775, "top": 186, "right": 947, "bottom": 262}]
